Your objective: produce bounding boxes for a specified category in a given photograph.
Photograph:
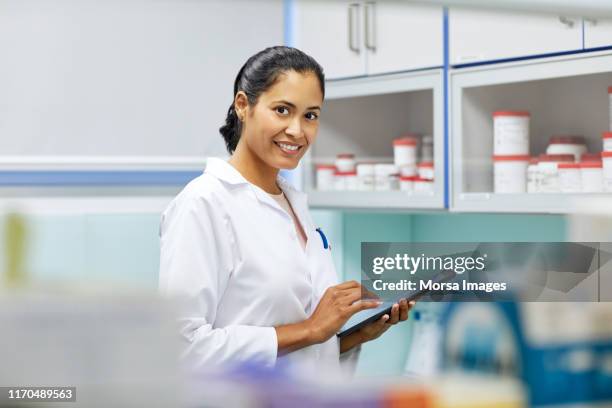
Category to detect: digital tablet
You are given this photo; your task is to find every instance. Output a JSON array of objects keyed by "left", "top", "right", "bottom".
[{"left": 336, "top": 270, "right": 457, "bottom": 338}]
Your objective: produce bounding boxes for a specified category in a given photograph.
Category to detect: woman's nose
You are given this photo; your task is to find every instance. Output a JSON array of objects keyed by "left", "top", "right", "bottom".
[{"left": 285, "top": 117, "right": 304, "bottom": 137}]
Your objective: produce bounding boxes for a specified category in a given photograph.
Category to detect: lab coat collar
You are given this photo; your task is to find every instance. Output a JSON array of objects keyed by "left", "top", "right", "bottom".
[{"left": 205, "top": 157, "right": 309, "bottom": 221}]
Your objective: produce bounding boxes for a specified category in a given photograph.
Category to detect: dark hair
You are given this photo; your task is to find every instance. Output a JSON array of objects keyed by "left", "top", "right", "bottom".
[{"left": 219, "top": 46, "right": 325, "bottom": 154}]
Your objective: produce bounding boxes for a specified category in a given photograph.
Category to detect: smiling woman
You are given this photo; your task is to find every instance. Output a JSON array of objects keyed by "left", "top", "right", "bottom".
[{"left": 158, "top": 46, "right": 413, "bottom": 375}]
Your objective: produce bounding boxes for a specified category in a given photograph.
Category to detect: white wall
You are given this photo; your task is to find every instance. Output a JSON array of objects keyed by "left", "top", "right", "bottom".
[{"left": 0, "top": 0, "right": 283, "bottom": 163}]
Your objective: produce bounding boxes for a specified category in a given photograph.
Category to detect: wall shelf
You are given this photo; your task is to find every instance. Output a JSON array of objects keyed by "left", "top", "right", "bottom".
[
  {"left": 303, "top": 69, "right": 445, "bottom": 210},
  {"left": 451, "top": 51, "right": 612, "bottom": 213}
]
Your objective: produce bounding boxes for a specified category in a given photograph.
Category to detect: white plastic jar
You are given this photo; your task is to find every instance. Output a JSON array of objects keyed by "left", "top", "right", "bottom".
[
  {"left": 344, "top": 171, "right": 358, "bottom": 191},
  {"left": 493, "top": 111, "right": 530, "bottom": 155},
  {"left": 417, "top": 161, "right": 434, "bottom": 180},
  {"left": 527, "top": 157, "right": 539, "bottom": 193},
  {"left": 335, "top": 153, "right": 356, "bottom": 172},
  {"left": 393, "top": 136, "right": 418, "bottom": 168},
  {"left": 603, "top": 151, "right": 612, "bottom": 192},
  {"left": 316, "top": 164, "right": 336, "bottom": 191},
  {"left": 603, "top": 132, "right": 612, "bottom": 152},
  {"left": 538, "top": 154, "right": 574, "bottom": 193},
  {"left": 546, "top": 135, "right": 587, "bottom": 162},
  {"left": 580, "top": 161, "right": 604, "bottom": 193},
  {"left": 356, "top": 163, "right": 375, "bottom": 191},
  {"left": 558, "top": 163, "right": 582, "bottom": 193},
  {"left": 609, "top": 86, "right": 612, "bottom": 131},
  {"left": 399, "top": 176, "right": 415, "bottom": 192},
  {"left": 493, "top": 155, "right": 529, "bottom": 193},
  {"left": 374, "top": 164, "right": 399, "bottom": 191},
  {"left": 420, "top": 135, "right": 434, "bottom": 162},
  {"left": 413, "top": 177, "right": 434, "bottom": 194},
  {"left": 399, "top": 165, "right": 417, "bottom": 177}
]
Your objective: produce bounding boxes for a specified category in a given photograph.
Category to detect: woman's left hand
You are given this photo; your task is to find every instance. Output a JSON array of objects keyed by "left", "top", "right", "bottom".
[{"left": 339, "top": 299, "right": 415, "bottom": 353}]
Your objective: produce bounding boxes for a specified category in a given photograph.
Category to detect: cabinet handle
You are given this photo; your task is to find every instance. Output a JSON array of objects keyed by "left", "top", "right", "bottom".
[
  {"left": 558, "top": 16, "right": 576, "bottom": 28},
  {"left": 584, "top": 17, "right": 598, "bottom": 26},
  {"left": 365, "top": 2, "right": 376, "bottom": 52},
  {"left": 348, "top": 3, "right": 361, "bottom": 53}
]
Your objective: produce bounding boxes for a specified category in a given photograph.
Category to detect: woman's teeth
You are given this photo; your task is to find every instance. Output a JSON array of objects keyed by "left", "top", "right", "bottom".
[{"left": 277, "top": 143, "right": 299, "bottom": 152}]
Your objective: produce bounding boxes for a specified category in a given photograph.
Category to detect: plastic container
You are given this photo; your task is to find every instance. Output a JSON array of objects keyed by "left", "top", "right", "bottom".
[
  {"left": 581, "top": 153, "right": 601, "bottom": 162},
  {"left": 546, "top": 135, "right": 587, "bottom": 161},
  {"left": 603, "top": 151, "right": 612, "bottom": 192},
  {"left": 538, "top": 154, "right": 574, "bottom": 193},
  {"left": 420, "top": 135, "right": 434, "bottom": 162},
  {"left": 417, "top": 161, "right": 434, "bottom": 180},
  {"left": 493, "top": 155, "right": 529, "bottom": 193},
  {"left": 399, "top": 176, "right": 416, "bottom": 192},
  {"left": 399, "top": 165, "right": 417, "bottom": 177},
  {"left": 334, "top": 170, "right": 358, "bottom": 191},
  {"left": 356, "top": 163, "right": 375, "bottom": 191},
  {"left": 413, "top": 177, "right": 434, "bottom": 194},
  {"left": 316, "top": 164, "right": 336, "bottom": 191},
  {"left": 374, "top": 164, "right": 399, "bottom": 191},
  {"left": 580, "top": 161, "right": 604, "bottom": 193},
  {"left": 558, "top": 163, "right": 582, "bottom": 193},
  {"left": 335, "top": 153, "right": 355, "bottom": 172},
  {"left": 609, "top": 86, "right": 612, "bottom": 131},
  {"left": 603, "top": 132, "right": 612, "bottom": 152},
  {"left": 493, "top": 111, "right": 530, "bottom": 155},
  {"left": 527, "top": 157, "right": 539, "bottom": 193},
  {"left": 393, "top": 136, "right": 418, "bottom": 167}
]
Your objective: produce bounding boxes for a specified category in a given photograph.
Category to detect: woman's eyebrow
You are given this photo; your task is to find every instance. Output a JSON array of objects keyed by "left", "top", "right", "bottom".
[{"left": 273, "top": 100, "right": 321, "bottom": 111}]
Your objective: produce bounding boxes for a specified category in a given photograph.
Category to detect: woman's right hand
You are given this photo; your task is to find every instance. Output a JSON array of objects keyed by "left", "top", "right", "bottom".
[{"left": 306, "top": 280, "right": 381, "bottom": 344}]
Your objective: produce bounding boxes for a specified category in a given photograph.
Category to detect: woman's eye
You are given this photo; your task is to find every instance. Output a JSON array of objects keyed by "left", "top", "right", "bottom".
[
  {"left": 305, "top": 112, "right": 319, "bottom": 120},
  {"left": 275, "top": 106, "right": 289, "bottom": 115}
]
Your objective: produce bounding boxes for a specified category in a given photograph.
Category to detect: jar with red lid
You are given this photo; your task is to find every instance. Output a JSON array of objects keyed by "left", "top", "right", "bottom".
[
  {"left": 580, "top": 160, "right": 603, "bottom": 193},
  {"left": 538, "top": 154, "right": 574, "bottom": 193},
  {"left": 316, "top": 164, "right": 336, "bottom": 191},
  {"left": 558, "top": 162, "right": 581, "bottom": 193},
  {"left": 546, "top": 135, "right": 586, "bottom": 161},
  {"left": 335, "top": 153, "right": 356, "bottom": 173},
  {"left": 603, "top": 132, "right": 612, "bottom": 152}
]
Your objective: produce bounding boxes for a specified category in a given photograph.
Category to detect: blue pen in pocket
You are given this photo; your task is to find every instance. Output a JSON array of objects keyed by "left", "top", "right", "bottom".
[{"left": 315, "top": 227, "right": 330, "bottom": 250}]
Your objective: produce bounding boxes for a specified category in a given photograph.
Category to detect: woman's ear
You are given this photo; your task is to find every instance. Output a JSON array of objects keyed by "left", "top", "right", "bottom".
[{"left": 234, "top": 91, "right": 249, "bottom": 121}]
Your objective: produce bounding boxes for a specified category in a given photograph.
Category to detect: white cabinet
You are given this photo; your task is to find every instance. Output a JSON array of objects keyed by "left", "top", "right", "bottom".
[
  {"left": 449, "top": 8, "right": 582, "bottom": 65},
  {"left": 292, "top": 0, "right": 443, "bottom": 79},
  {"left": 293, "top": 0, "right": 366, "bottom": 79},
  {"left": 366, "top": 2, "right": 443, "bottom": 75},
  {"left": 303, "top": 69, "right": 445, "bottom": 210},
  {"left": 584, "top": 18, "right": 612, "bottom": 49},
  {"left": 451, "top": 51, "right": 612, "bottom": 213}
]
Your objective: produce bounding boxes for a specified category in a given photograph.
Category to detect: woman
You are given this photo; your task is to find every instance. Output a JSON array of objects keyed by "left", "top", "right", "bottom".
[{"left": 159, "top": 46, "right": 413, "bottom": 374}]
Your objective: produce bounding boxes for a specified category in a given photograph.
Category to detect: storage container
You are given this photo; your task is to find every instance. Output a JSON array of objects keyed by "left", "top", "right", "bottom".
[
  {"left": 558, "top": 163, "right": 581, "bottom": 193},
  {"left": 399, "top": 165, "right": 417, "bottom": 177},
  {"left": 413, "top": 177, "right": 434, "bottom": 194},
  {"left": 527, "top": 157, "right": 539, "bottom": 193},
  {"left": 493, "top": 155, "right": 529, "bottom": 193},
  {"left": 393, "top": 136, "right": 418, "bottom": 167},
  {"left": 609, "top": 86, "right": 612, "bottom": 131},
  {"left": 603, "top": 132, "right": 612, "bottom": 152},
  {"left": 374, "top": 164, "right": 400, "bottom": 191},
  {"left": 538, "top": 154, "right": 574, "bottom": 193},
  {"left": 580, "top": 161, "right": 604, "bottom": 193},
  {"left": 316, "top": 164, "right": 336, "bottom": 191},
  {"left": 603, "top": 151, "right": 612, "bottom": 192},
  {"left": 417, "top": 161, "right": 434, "bottom": 180},
  {"left": 546, "top": 135, "right": 587, "bottom": 161},
  {"left": 399, "top": 176, "right": 416, "bottom": 192},
  {"left": 356, "top": 163, "right": 375, "bottom": 191},
  {"left": 420, "top": 135, "right": 434, "bottom": 162},
  {"left": 334, "top": 170, "right": 358, "bottom": 191},
  {"left": 493, "top": 111, "right": 530, "bottom": 155},
  {"left": 335, "top": 153, "right": 356, "bottom": 172}
]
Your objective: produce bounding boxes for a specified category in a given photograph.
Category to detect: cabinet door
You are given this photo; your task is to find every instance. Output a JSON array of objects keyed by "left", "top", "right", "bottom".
[
  {"left": 293, "top": 0, "right": 366, "bottom": 79},
  {"left": 366, "top": 1, "right": 443, "bottom": 75},
  {"left": 584, "top": 18, "right": 612, "bottom": 49},
  {"left": 449, "top": 8, "right": 582, "bottom": 65}
]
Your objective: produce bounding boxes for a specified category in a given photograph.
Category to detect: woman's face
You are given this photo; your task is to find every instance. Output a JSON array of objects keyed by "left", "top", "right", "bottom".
[{"left": 235, "top": 70, "right": 323, "bottom": 170}]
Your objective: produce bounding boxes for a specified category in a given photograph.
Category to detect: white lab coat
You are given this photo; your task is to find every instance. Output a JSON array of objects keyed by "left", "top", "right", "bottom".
[{"left": 159, "top": 158, "right": 359, "bottom": 374}]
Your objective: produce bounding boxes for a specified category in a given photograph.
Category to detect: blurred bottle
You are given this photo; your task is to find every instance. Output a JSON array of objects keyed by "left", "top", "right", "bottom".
[{"left": 3, "top": 211, "right": 28, "bottom": 288}]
